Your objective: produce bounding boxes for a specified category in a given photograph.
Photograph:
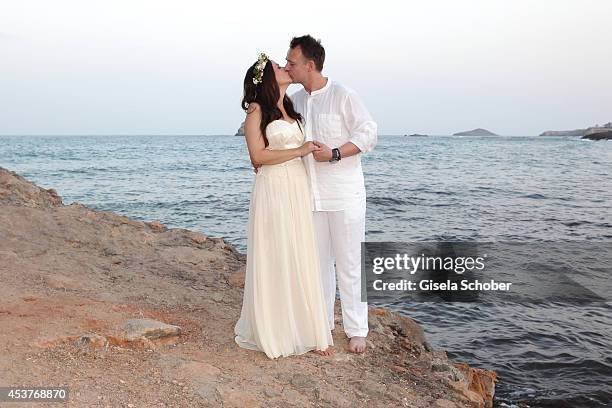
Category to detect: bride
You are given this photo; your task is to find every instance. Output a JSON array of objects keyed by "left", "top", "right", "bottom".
[{"left": 233, "top": 53, "right": 334, "bottom": 358}]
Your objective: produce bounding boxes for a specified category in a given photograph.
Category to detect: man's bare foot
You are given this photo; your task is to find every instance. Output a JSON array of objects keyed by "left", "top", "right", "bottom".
[
  {"left": 348, "top": 336, "right": 367, "bottom": 353},
  {"left": 314, "top": 347, "right": 334, "bottom": 357}
]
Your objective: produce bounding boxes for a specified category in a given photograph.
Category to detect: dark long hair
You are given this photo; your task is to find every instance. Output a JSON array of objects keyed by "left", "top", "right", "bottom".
[{"left": 241, "top": 60, "right": 302, "bottom": 147}]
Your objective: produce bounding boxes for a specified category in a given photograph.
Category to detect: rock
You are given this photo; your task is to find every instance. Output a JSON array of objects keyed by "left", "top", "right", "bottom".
[
  {"left": 0, "top": 167, "right": 63, "bottom": 207},
  {"left": 218, "top": 384, "right": 260, "bottom": 408},
  {"left": 106, "top": 334, "right": 157, "bottom": 350},
  {"left": 316, "top": 387, "right": 353, "bottom": 407},
  {"left": 75, "top": 334, "right": 108, "bottom": 348},
  {"left": 43, "top": 274, "right": 83, "bottom": 291},
  {"left": 179, "top": 360, "right": 222, "bottom": 378},
  {"left": 431, "top": 358, "right": 451, "bottom": 372},
  {"left": 369, "top": 308, "right": 428, "bottom": 348},
  {"left": 196, "top": 384, "right": 221, "bottom": 403},
  {"left": 582, "top": 130, "right": 612, "bottom": 140},
  {"left": 281, "top": 387, "right": 303, "bottom": 402},
  {"left": 228, "top": 266, "right": 246, "bottom": 288},
  {"left": 357, "top": 379, "right": 387, "bottom": 398},
  {"left": 154, "top": 229, "right": 208, "bottom": 248},
  {"left": 235, "top": 121, "right": 245, "bottom": 136},
  {"left": 121, "top": 318, "right": 182, "bottom": 341},
  {"left": 34, "top": 335, "right": 81, "bottom": 348},
  {"left": 449, "top": 362, "right": 497, "bottom": 408},
  {"left": 263, "top": 388, "right": 282, "bottom": 398},
  {"left": 157, "top": 354, "right": 222, "bottom": 395},
  {"left": 434, "top": 399, "right": 459, "bottom": 408},
  {"left": 452, "top": 128, "right": 498, "bottom": 136},
  {"left": 146, "top": 220, "right": 167, "bottom": 232},
  {"left": 447, "top": 365, "right": 463, "bottom": 382},
  {"left": 290, "top": 374, "right": 316, "bottom": 390}
]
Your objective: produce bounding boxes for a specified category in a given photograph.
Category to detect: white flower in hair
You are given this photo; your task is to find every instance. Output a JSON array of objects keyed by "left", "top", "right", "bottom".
[{"left": 252, "top": 53, "right": 269, "bottom": 85}]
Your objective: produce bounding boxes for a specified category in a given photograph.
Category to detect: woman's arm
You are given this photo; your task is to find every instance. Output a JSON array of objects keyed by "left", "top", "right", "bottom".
[{"left": 244, "top": 103, "right": 319, "bottom": 166}]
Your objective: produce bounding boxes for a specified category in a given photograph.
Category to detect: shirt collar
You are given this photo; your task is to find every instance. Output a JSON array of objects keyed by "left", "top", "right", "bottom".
[{"left": 308, "top": 77, "right": 331, "bottom": 97}]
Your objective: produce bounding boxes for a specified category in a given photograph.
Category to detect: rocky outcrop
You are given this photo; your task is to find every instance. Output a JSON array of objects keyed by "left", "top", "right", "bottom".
[
  {"left": 584, "top": 124, "right": 612, "bottom": 136},
  {"left": 235, "top": 121, "right": 245, "bottom": 136},
  {"left": 540, "top": 121, "right": 612, "bottom": 136},
  {"left": 582, "top": 130, "right": 612, "bottom": 140},
  {"left": 0, "top": 167, "right": 63, "bottom": 207},
  {"left": 453, "top": 128, "right": 498, "bottom": 136},
  {"left": 0, "top": 166, "right": 496, "bottom": 407}
]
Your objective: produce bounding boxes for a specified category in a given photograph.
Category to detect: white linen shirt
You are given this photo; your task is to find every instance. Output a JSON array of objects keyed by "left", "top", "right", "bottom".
[{"left": 290, "top": 79, "right": 378, "bottom": 211}]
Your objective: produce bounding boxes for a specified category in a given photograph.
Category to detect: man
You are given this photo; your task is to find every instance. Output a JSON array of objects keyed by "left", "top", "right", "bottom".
[{"left": 284, "top": 35, "right": 377, "bottom": 353}]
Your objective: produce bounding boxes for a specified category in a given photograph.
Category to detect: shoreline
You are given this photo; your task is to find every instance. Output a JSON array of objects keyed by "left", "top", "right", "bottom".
[{"left": 0, "top": 165, "right": 496, "bottom": 407}]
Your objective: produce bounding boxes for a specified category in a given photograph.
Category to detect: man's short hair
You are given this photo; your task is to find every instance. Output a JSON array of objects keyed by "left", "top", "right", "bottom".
[{"left": 290, "top": 35, "right": 325, "bottom": 72}]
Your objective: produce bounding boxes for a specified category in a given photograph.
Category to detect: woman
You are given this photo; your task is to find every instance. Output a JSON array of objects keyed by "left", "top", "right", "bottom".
[{"left": 234, "top": 53, "right": 334, "bottom": 358}]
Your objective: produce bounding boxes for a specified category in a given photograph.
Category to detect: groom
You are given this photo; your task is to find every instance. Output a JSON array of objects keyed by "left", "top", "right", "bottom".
[{"left": 284, "top": 35, "right": 378, "bottom": 353}]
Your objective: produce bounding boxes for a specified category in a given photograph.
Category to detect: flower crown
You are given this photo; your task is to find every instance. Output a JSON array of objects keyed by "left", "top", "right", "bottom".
[{"left": 252, "top": 53, "right": 270, "bottom": 85}]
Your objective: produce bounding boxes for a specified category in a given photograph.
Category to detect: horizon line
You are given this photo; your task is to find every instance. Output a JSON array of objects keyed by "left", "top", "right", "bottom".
[{"left": 0, "top": 133, "right": 546, "bottom": 137}]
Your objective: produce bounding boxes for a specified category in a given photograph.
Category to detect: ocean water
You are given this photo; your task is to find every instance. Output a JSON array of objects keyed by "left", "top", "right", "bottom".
[{"left": 1, "top": 134, "right": 611, "bottom": 407}]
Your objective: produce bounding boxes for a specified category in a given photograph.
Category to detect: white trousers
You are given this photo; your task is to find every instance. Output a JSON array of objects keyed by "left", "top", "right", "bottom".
[{"left": 313, "top": 199, "right": 369, "bottom": 338}]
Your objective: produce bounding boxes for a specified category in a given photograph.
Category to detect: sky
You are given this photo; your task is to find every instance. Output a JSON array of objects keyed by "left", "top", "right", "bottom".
[{"left": 1, "top": 0, "right": 611, "bottom": 136}]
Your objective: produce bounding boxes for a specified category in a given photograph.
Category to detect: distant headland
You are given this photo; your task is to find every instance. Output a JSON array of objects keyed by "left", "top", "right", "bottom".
[{"left": 539, "top": 122, "right": 612, "bottom": 137}]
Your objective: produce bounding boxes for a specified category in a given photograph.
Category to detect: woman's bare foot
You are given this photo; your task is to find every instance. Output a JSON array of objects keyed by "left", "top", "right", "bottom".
[
  {"left": 313, "top": 347, "right": 335, "bottom": 356},
  {"left": 348, "top": 336, "right": 367, "bottom": 353}
]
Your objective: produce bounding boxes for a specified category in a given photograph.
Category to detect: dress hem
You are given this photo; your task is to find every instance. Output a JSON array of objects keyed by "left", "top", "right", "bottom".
[{"left": 234, "top": 335, "right": 333, "bottom": 359}]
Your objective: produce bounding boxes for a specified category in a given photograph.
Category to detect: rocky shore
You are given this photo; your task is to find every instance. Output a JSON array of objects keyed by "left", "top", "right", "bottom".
[
  {"left": 582, "top": 130, "right": 612, "bottom": 140},
  {"left": 0, "top": 166, "right": 496, "bottom": 407}
]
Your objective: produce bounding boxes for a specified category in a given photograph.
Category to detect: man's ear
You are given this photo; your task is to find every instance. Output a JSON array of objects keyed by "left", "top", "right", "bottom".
[{"left": 307, "top": 59, "right": 316, "bottom": 72}]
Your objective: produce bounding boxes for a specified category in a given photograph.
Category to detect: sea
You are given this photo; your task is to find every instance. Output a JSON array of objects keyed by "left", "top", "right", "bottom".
[{"left": 1, "top": 134, "right": 610, "bottom": 407}]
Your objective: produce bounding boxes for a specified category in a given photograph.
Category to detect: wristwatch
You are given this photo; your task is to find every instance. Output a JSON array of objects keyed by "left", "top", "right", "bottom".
[{"left": 329, "top": 147, "right": 341, "bottom": 163}]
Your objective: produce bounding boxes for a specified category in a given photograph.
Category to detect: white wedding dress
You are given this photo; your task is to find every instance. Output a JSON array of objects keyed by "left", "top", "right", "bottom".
[{"left": 234, "top": 119, "right": 333, "bottom": 359}]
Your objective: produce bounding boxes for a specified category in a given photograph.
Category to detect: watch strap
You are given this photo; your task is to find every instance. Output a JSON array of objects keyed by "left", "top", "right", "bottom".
[{"left": 330, "top": 148, "right": 341, "bottom": 162}]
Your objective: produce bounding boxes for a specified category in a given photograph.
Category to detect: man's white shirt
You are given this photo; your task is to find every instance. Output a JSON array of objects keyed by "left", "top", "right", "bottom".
[{"left": 290, "top": 79, "right": 377, "bottom": 211}]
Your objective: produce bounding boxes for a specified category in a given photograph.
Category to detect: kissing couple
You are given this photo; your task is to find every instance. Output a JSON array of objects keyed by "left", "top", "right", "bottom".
[{"left": 234, "top": 35, "right": 378, "bottom": 359}]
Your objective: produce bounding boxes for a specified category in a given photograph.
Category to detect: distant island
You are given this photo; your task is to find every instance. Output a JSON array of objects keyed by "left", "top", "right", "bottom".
[
  {"left": 453, "top": 128, "right": 498, "bottom": 136},
  {"left": 235, "top": 121, "right": 245, "bottom": 136},
  {"left": 540, "top": 122, "right": 611, "bottom": 137}
]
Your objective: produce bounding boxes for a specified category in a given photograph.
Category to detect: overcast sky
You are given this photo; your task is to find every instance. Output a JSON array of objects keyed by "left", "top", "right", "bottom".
[{"left": 1, "top": 0, "right": 611, "bottom": 136}]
